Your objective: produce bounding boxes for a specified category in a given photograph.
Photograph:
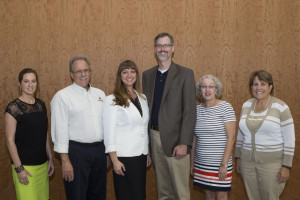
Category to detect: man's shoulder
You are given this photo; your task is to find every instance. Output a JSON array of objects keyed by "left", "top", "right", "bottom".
[
  {"left": 143, "top": 65, "right": 157, "bottom": 75},
  {"left": 54, "top": 85, "right": 72, "bottom": 96},
  {"left": 51, "top": 85, "right": 74, "bottom": 103},
  {"left": 104, "top": 93, "right": 115, "bottom": 101},
  {"left": 54, "top": 84, "right": 74, "bottom": 96},
  {"left": 172, "top": 62, "right": 193, "bottom": 73},
  {"left": 89, "top": 86, "right": 106, "bottom": 96}
]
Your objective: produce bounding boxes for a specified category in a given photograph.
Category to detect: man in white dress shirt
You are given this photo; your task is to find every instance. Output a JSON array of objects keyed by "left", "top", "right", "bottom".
[{"left": 51, "top": 56, "right": 107, "bottom": 200}]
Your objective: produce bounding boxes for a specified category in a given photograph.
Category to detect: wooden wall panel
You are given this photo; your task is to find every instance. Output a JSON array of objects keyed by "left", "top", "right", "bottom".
[{"left": 0, "top": 0, "right": 299, "bottom": 199}]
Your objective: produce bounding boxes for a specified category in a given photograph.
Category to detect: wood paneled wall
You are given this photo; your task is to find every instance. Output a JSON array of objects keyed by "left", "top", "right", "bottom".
[{"left": 0, "top": 0, "right": 299, "bottom": 199}]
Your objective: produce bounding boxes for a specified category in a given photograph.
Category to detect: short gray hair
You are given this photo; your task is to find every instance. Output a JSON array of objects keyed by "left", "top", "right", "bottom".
[
  {"left": 196, "top": 74, "right": 223, "bottom": 99},
  {"left": 154, "top": 32, "right": 174, "bottom": 46},
  {"left": 69, "top": 56, "right": 91, "bottom": 72}
]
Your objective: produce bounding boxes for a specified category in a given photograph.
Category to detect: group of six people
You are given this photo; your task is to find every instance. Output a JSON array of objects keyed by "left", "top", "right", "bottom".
[{"left": 5, "top": 32, "right": 295, "bottom": 200}]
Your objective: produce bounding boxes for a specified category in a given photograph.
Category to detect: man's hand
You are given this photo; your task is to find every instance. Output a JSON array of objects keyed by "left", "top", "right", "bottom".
[
  {"left": 61, "top": 154, "right": 74, "bottom": 182},
  {"left": 172, "top": 144, "right": 187, "bottom": 159}
]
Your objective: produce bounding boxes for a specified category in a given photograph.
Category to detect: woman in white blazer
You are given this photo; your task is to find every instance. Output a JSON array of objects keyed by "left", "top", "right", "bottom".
[{"left": 103, "top": 60, "right": 151, "bottom": 200}]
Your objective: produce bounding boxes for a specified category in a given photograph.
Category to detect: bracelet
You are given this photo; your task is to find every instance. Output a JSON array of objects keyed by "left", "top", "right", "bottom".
[
  {"left": 282, "top": 165, "right": 291, "bottom": 169},
  {"left": 15, "top": 165, "right": 25, "bottom": 173}
]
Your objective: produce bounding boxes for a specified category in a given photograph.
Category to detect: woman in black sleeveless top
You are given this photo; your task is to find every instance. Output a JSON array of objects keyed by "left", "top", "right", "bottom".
[{"left": 4, "top": 68, "right": 54, "bottom": 200}]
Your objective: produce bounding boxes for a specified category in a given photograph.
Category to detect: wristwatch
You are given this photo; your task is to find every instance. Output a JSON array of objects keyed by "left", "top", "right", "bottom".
[{"left": 220, "top": 163, "right": 228, "bottom": 168}]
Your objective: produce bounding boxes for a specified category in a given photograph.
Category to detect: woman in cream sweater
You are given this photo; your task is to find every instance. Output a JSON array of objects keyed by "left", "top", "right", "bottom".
[{"left": 235, "top": 70, "right": 295, "bottom": 200}]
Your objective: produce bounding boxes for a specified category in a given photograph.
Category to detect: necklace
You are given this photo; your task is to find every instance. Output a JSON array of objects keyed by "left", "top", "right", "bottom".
[
  {"left": 250, "top": 96, "right": 271, "bottom": 126},
  {"left": 19, "top": 96, "right": 35, "bottom": 104}
]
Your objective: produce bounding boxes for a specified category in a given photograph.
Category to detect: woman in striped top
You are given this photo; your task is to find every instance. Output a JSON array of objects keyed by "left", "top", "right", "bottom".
[
  {"left": 191, "top": 75, "right": 236, "bottom": 200},
  {"left": 235, "top": 70, "right": 295, "bottom": 200}
]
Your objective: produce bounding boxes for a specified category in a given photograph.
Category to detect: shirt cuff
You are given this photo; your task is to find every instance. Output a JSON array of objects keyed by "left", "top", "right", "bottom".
[
  {"left": 105, "top": 145, "right": 117, "bottom": 153},
  {"left": 54, "top": 143, "right": 69, "bottom": 153}
]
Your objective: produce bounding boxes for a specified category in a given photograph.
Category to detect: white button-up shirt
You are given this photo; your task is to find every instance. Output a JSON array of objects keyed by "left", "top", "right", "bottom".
[{"left": 51, "top": 83, "right": 106, "bottom": 153}]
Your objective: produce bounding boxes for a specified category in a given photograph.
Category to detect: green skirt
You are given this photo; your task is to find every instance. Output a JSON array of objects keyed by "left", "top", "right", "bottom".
[{"left": 12, "top": 161, "right": 49, "bottom": 200}]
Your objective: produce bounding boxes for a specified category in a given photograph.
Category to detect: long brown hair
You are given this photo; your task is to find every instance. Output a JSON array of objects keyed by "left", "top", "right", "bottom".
[{"left": 113, "top": 60, "right": 144, "bottom": 107}]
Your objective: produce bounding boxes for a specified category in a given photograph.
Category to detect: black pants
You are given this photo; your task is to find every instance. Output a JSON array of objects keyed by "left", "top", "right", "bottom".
[
  {"left": 64, "top": 141, "right": 107, "bottom": 200},
  {"left": 113, "top": 155, "right": 147, "bottom": 200}
]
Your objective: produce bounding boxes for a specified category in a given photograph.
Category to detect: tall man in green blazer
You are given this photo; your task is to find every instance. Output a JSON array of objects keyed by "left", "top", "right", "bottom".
[{"left": 142, "top": 33, "right": 196, "bottom": 200}]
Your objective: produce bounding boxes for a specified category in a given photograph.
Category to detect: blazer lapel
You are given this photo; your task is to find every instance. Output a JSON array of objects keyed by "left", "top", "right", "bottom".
[
  {"left": 128, "top": 97, "right": 142, "bottom": 121},
  {"left": 132, "top": 90, "right": 147, "bottom": 119},
  {"left": 138, "top": 95, "right": 147, "bottom": 120},
  {"left": 161, "top": 62, "right": 177, "bottom": 103}
]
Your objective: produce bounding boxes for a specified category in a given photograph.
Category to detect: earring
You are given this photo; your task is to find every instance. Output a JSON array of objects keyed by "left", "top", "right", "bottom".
[{"left": 19, "top": 86, "right": 21, "bottom": 91}]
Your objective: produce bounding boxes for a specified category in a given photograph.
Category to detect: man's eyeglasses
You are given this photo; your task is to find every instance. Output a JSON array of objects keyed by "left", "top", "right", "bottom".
[
  {"left": 155, "top": 44, "right": 173, "bottom": 49},
  {"left": 72, "top": 69, "right": 90, "bottom": 74}
]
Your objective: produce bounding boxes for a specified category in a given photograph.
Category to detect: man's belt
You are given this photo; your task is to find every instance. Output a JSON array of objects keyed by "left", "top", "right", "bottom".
[
  {"left": 150, "top": 125, "right": 159, "bottom": 131},
  {"left": 69, "top": 140, "right": 102, "bottom": 146}
]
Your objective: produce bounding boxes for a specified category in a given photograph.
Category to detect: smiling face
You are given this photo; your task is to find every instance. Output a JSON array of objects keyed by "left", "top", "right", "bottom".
[
  {"left": 154, "top": 36, "right": 174, "bottom": 62},
  {"left": 19, "top": 73, "right": 37, "bottom": 96},
  {"left": 200, "top": 78, "right": 217, "bottom": 102},
  {"left": 251, "top": 76, "right": 272, "bottom": 100},
  {"left": 70, "top": 59, "right": 91, "bottom": 90},
  {"left": 121, "top": 68, "right": 137, "bottom": 89}
]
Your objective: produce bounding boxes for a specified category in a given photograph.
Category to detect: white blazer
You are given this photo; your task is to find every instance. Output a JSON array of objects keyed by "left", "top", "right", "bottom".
[{"left": 103, "top": 92, "right": 149, "bottom": 157}]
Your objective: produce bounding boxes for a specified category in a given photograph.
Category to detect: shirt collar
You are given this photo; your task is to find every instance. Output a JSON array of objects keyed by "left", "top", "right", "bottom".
[{"left": 72, "top": 82, "right": 91, "bottom": 93}]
